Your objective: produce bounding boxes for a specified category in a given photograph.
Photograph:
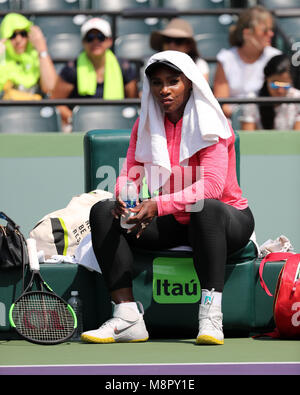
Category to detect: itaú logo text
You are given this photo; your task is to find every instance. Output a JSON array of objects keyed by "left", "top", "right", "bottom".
[
  {"left": 156, "top": 279, "right": 198, "bottom": 297},
  {"left": 153, "top": 257, "right": 200, "bottom": 304}
]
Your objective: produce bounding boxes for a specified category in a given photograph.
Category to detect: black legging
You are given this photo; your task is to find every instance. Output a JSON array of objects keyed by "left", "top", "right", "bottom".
[{"left": 90, "top": 199, "right": 255, "bottom": 292}]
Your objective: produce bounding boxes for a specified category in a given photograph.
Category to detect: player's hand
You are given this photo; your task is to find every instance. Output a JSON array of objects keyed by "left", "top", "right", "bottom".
[
  {"left": 111, "top": 195, "right": 127, "bottom": 219},
  {"left": 126, "top": 199, "right": 158, "bottom": 238}
]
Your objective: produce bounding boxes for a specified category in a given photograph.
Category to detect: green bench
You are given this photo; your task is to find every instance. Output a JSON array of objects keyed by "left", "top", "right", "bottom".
[{"left": 0, "top": 129, "right": 283, "bottom": 339}]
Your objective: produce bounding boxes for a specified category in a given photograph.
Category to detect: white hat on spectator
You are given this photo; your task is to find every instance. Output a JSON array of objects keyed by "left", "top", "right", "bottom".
[{"left": 81, "top": 17, "right": 112, "bottom": 39}]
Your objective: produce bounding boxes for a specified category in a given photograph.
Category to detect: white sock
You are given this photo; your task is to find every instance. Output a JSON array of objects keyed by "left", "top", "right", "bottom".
[
  {"left": 117, "top": 301, "right": 140, "bottom": 313},
  {"left": 201, "top": 289, "right": 222, "bottom": 307}
]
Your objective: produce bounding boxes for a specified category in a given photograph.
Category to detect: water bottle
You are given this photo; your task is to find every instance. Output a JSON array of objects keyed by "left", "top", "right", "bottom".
[
  {"left": 120, "top": 180, "right": 138, "bottom": 229},
  {"left": 67, "top": 290, "right": 83, "bottom": 341}
]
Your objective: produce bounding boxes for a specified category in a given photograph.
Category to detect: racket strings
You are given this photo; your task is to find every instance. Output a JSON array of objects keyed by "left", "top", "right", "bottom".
[{"left": 12, "top": 292, "right": 75, "bottom": 343}]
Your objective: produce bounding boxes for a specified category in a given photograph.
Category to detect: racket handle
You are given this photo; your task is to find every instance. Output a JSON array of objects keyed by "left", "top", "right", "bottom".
[{"left": 26, "top": 238, "right": 40, "bottom": 271}]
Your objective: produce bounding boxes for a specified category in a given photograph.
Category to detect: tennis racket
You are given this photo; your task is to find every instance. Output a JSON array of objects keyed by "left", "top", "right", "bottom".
[{"left": 9, "top": 238, "right": 77, "bottom": 345}]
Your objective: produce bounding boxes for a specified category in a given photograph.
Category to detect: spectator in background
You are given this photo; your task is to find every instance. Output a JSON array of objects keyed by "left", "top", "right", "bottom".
[
  {"left": 150, "top": 18, "right": 209, "bottom": 82},
  {"left": 51, "top": 17, "right": 139, "bottom": 132},
  {"left": 0, "top": 13, "right": 57, "bottom": 98},
  {"left": 213, "top": 6, "right": 281, "bottom": 120},
  {"left": 240, "top": 54, "right": 300, "bottom": 131}
]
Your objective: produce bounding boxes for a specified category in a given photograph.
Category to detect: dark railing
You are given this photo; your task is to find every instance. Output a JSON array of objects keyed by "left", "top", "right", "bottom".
[
  {"left": 1, "top": 97, "right": 300, "bottom": 106},
  {"left": 0, "top": 7, "right": 299, "bottom": 17},
  {"left": 0, "top": 8, "right": 243, "bottom": 17}
]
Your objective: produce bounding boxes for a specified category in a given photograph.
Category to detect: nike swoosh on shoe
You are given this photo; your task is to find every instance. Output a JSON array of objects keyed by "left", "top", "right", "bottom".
[{"left": 114, "top": 324, "right": 135, "bottom": 335}]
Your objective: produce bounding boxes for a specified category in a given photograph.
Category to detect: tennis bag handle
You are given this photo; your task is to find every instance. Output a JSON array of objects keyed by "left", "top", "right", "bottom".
[
  {"left": 0, "top": 211, "right": 18, "bottom": 229},
  {"left": 259, "top": 252, "right": 298, "bottom": 296},
  {"left": 0, "top": 211, "right": 25, "bottom": 257}
]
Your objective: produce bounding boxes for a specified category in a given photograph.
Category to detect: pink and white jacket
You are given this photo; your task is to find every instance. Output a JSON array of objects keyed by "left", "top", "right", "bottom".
[{"left": 115, "top": 116, "right": 248, "bottom": 225}]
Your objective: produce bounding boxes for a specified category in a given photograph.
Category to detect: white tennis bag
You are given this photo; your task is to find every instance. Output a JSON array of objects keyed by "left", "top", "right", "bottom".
[{"left": 30, "top": 190, "right": 113, "bottom": 259}]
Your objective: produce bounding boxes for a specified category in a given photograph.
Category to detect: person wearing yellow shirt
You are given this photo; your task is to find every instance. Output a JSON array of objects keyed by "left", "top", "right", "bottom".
[{"left": 0, "top": 13, "right": 57, "bottom": 98}]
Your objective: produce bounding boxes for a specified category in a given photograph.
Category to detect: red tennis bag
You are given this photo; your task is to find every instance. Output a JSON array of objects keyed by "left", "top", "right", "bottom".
[{"left": 259, "top": 252, "right": 300, "bottom": 338}]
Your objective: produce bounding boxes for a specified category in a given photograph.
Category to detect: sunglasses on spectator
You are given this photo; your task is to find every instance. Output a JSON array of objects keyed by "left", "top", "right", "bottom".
[
  {"left": 10, "top": 30, "right": 28, "bottom": 40},
  {"left": 269, "top": 81, "right": 291, "bottom": 90},
  {"left": 84, "top": 31, "right": 106, "bottom": 43},
  {"left": 162, "top": 36, "right": 189, "bottom": 45}
]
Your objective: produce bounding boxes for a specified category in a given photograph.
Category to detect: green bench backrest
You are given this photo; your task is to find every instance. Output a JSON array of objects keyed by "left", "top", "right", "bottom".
[{"left": 84, "top": 129, "right": 241, "bottom": 192}]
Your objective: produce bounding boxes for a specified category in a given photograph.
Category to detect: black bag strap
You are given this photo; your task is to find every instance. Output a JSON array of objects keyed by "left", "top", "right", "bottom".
[
  {"left": 0, "top": 212, "right": 18, "bottom": 229},
  {"left": 4, "top": 227, "right": 23, "bottom": 265},
  {"left": 20, "top": 233, "right": 28, "bottom": 291}
]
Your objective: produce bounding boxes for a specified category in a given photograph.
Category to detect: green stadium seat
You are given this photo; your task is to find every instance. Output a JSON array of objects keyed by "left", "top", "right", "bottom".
[
  {"left": 183, "top": 14, "right": 235, "bottom": 35},
  {"left": 158, "top": 0, "right": 227, "bottom": 9},
  {"left": 0, "top": 0, "right": 11, "bottom": 10},
  {"left": 83, "top": 129, "right": 130, "bottom": 191},
  {"left": 91, "top": 0, "right": 151, "bottom": 11},
  {"left": 21, "top": 0, "right": 81, "bottom": 10},
  {"left": 32, "top": 16, "right": 83, "bottom": 60},
  {"left": 116, "top": 16, "right": 161, "bottom": 36},
  {"left": 48, "top": 33, "right": 82, "bottom": 60},
  {"left": 0, "top": 106, "right": 61, "bottom": 133},
  {"left": 277, "top": 17, "right": 300, "bottom": 43},
  {"left": 33, "top": 16, "right": 82, "bottom": 37},
  {"left": 261, "top": 0, "right": 300, "bottom": 8},
  {"left": 114, "top": 33, "right": 155, "bottom": 60},
  {"left": 72, "top": 105, "right": 139, "bottom": 132},
  {"left": 196, "top": 32, "right": 230, "bottom": 58}
]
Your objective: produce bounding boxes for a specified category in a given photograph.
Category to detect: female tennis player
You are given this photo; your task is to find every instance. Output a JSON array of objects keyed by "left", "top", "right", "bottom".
[{"left": 81, "top": 50, "right": 255, "bottom": 345}]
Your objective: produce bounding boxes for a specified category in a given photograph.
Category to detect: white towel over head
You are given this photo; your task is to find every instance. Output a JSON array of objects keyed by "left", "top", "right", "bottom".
[{"left": 135, "top": 50, "right": 231, "bottom": 194}]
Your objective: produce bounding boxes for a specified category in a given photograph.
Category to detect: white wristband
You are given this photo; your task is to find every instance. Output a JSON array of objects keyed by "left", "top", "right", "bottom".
[{"left": 39, "top": 51, "right": 48, "bottom": 59}]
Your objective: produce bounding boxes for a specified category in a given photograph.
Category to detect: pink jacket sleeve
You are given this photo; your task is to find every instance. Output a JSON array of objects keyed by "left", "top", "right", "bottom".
[{"left": 154, "top": 139, "right": 229, "bottom": 216}]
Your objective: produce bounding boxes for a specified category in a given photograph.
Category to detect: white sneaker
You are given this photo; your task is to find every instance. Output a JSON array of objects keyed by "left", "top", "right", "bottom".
[
  {"left": 81, "top": 301, "right": 149, "bottom": 344},
  {"left": 196, "top": 300, "right": 224, "bottom": 345}
]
